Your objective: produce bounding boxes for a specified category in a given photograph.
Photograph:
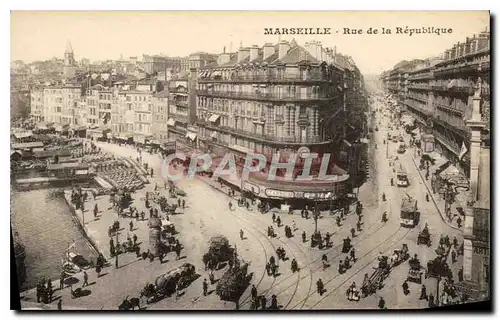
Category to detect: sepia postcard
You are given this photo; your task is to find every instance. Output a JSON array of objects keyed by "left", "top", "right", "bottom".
[{"left": 10, "top": 10, "right": 491, "bottom": 311}]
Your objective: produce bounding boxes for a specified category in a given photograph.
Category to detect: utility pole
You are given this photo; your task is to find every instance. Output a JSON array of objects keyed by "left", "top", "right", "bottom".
[{"left": 115, "top": 230, "right": 119, "bottom": 269}]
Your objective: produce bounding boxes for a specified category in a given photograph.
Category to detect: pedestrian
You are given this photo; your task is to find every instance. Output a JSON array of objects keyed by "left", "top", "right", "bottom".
[
  {"left": 458, "top": 267, "right": 464, "bottom": 282},
  {"left": 178, "top": 198, "right": 181, "bottom": 207},
  {"left": 276, "top": 216, "right": 281, "bottom": 227},
  {"left": 57, "top": 299, "right": 62, "bottom": 310},
  {"left": 60, "top": 271, "right": 65, "bottom": 290},
  {"left": 357, "top": 220, "right": 362, "bottom": 232},
  {"left": 457, "top": 216, "right": 462, "bottom": 228},
  {"left": 182, "top": 199, "right": 186, "bottom": 208},
  {"left": 272, "top": 212, "right": 276, "bottom": 223},
  {"left": 83, "top": 271, "right": 89, "bottom": 287},
  {"left": 228, "top": 201, "right": 232, "bottom": 211},
  {"left": 94, "top": 204, "right": 98, "bottom": 218},
  {"left": 240, "top": 229, "right": 244, "bottom": 240},
  {"left": 159, "top": 251, "right": 164, "bottom": 264},
  {"left": 203, "top": 279, "right": 208, "bottom": 296},
  {"left": 350, "top": 228, "right": 356, "bottom": 238},
  {"left": 251, "top": 284, "right": 257, "bottom": 301},
  {"left": 419, "top": 284, "right": 428, "bottom": 300},
  {"left": 133, "top": 234, "right": 137, "bottom": 245},
  {"left": 141, "top": 211, "right": 145, "bottom": 221},
  {"left": 453, "top": 237, "right": 458, "bottom": 249},
  {"left": 426, "top": 193, "right": 429, "bottom": 202},
  {"left": 378, "top": 297, "right": 386, "bottom": 309},
  {"left": 260, "top": 295, "right": 267, "bottom": 310},
  {"left": 149, "top": 208, "right": 153, "bottom": 218},
  {"left": 292, "top": 220, "right": 297, "bottom": 231},
  {"left": 302, "top": 231, "right": 306, "bottom": 243},
  {"left": 129, "top": 220, "right": 134, "bottom": 231},
  {"left": 402, "top": 280, "right": 409, "bottom": 295},
  {"left": 350, "top": 248, "right": 356, "bottom": 261},
  {"left": 428, "top": 294, "right": 435, "bottom": 308},
  {"left": 451, "top": 250, "right": 457, "bottom": 263},
  {"left": 36, "top": 282, "right": 41, "bottom": 303},
  {"left": 317, "top": 278, "right": 324, "bottom": 295}
]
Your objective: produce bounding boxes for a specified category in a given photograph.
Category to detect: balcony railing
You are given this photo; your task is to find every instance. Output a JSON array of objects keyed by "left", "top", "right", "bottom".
[
  {"left": 173, "top": 100, "right": 188, "bottom": 107},
  {"left": 407, "top": 95, "right": 428, "bottom": 103},
  {"left": 197, "top": 90, "right": 333, "bottom": 102},
  {"left": 198, "top": 73, "right": 329, "bottom": 83},
  {"left": 434, "top": 103, "right": 464, "bottom": 116},
  {"left": 407, "top": 84, "right": 432, "bottom": 91},
  {"left": 408, "top": 72, "right": 433, "bottom": 80},
  {"left": 198, "top": 120, "right": 326, "bottom": 145}
]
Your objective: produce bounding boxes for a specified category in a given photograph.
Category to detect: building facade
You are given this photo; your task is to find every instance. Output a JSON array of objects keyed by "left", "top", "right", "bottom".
[
  {"left": 381, "top": 31, "right": 490, "bottom": 177},
  {"left": 30, "top": 87, "right": 44, "bottom": 122},
  {"left": 381, "top": 30, "right": 491, "bottom": 302},
  {"left": 192, "top": 40, "right": 361, "bottom": 204}
]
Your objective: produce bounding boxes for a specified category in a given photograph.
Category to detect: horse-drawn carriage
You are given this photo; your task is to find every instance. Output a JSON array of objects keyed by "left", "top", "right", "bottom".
[
  {"left": 140, "top": 263, "right": 198, "bottom": 303},
  {"left": 389, "top": 244, "right": 410, "bottom": 268},
  {"left": 425, "top": 256, "right": 453, "bottom": 280},
  {"left": 216, "top": 260, "right": 251, "bottom": 302},
  {"left": 342, "top": 238, "right": 352, "bottom": 253},
  {"left": 361, "top": 257, "right": 391, "bottom": 297},
  {"left": 407, "top": 255, "right": 423, "bottom": 284},
  {"left": 417, "top": 225, "right": 432, "bottom": 247},
  {"left": 203, "top": 236, "right": 235, "bottom": 270}
]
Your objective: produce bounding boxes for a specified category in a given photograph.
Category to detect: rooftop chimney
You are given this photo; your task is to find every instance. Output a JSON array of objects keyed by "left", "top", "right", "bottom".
[
  {"left": 237, "top": 47, "right": 250, "bottom": 63},
  {"left": 249, "top": 45, "right": 259, "bottom": 61},
  {"left": 278, "top": 41, "right": 290, "bottom": 60},
  {"left": 263, "top": 43, "right": 275, "bottom": 60}
]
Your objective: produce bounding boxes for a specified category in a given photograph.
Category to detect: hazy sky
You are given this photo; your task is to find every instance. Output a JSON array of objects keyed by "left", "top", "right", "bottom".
[{"left": 11, "top": 11, "right": 489, "bottom": 74}]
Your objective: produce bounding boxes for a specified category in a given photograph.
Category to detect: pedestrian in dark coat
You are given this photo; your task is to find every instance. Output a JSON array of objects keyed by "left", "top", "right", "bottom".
[
  {"left": 203, "top": 279, "right": 208, "bottom": 296},
  {"left": 60, "top": 271, "right": 65, "bottom": 290},
  {"left": 129, "top": 220, "right": 134, "bottom": 231},
  {"left": 83, "top": 271, "right": 89, "bottom": 287},
  {"left": 378, "top": 297, "right": 386, "bottom": 309},
  {"left": 94, "top": 204, "right": 98, "bottom": 218},
  {"left": 57, "top": 299, "right": 62, "bottom": 310},
  {"left": 133, "top": 234, "right": 138, "bottom": 245},
  {"left": 419, "top": 285, "right": 428, "bottom": 300},
  {"left": 451, "top": 250, "right": 457, "bottom": 263},
  {"left": 261, "top": 295, "right": 267, "bottom": 310},
  {"left": 251, "top": 285, "right": 258, "bottom": 301},
  {"left": 402, "top": 280, "right": 409, "bottom": 295}
]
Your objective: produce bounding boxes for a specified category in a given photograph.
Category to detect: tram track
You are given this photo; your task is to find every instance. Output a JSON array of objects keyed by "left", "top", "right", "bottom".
[
  {"left": 299, "top": 226, "right": 414, "bottom": 309},
  {"left": 237, "top": 198, "right": 397, "bottom": 309}
]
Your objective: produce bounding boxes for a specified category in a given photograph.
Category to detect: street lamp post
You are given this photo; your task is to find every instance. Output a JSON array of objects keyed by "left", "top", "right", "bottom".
[
  {"left": 313, "top": 195, "right": 320, "bottom": 234},
  {"left": 115, "top": 230, "right": 119, "bottom": 269}
]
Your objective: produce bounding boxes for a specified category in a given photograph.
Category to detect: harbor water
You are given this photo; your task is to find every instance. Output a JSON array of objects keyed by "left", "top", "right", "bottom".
[{"left": 11, "top": 188, "right": 96, "bottom": 291}]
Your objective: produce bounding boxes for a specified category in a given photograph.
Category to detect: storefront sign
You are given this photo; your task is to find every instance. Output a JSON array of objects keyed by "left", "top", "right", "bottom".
[
  {"left": 473, "top": 246, "right": 489, "bottom": 256},
  {"left": 265, "top": 189, "right": 295, "bottom": 198},
  {"left": 242, "top": 181, "right": 260, "bottom": 195}
]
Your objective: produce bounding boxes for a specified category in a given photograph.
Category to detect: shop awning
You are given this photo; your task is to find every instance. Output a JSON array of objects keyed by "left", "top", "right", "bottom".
[
  {"left": 135, "top": 135, "right": 146, "bottom": 144},
  {"left": 13, "top": 131, "right": 33, "bottom": 139},
  {"left": 186, "top": 132, "right": 197, "bottom": 141},
  {"left": 210, "top": 131, "right": 217, "bottom": 138},
  {"left": 209, "top": 114, "right": 221, "bottom": 123},
  {"left": 230, "top": 144, "right": 253, "bottom": 155},
  {"left": 167, "top": 118, "right": 176, "bottom": 126},
  {"left": 434, "top": 158, "right": 450, "bottom": 173},
  {"left": 439, "top": 164, "right": 462, "bottom": 180}
]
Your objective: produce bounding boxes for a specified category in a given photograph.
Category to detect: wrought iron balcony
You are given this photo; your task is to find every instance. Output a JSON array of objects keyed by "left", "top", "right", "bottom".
[
  {"left": 197, "top": 119, "right": 326, "bottom": 145},
  {"left": 198, "top": 73, "right": 329, "bottom": 83},
  {"left": 196, "top": 89, "right": 334, "bottom": 102}
]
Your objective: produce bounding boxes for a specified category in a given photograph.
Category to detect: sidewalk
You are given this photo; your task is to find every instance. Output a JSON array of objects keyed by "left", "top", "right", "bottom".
[{"left": 410, "top": 155, "right": 463, "bottom": 232}]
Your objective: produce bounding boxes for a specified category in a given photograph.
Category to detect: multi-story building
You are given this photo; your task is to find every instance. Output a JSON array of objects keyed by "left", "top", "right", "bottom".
[
  {"left": 151, "top": 90, "right": 169, "bottom": 142},
  {"left": 382, "top": 30, "right": 491, "bottom": 302},
  {"left": 167, "top": 71, "right": 194, "bottom": 143},
  {"left": 30, "top": 87, "right": 44, "bottom": 122},
  {"left": 383, "top": 30, "right": 491, "bottom": 176},
  {"left": 189, "top": 52, "right": 218, "bottom": 70},
  {"left": 43, "top": 86, "right": 63, "bottom": 124},
  {"left": 194, "top": 40, "right": 357, "bottom": 205}
]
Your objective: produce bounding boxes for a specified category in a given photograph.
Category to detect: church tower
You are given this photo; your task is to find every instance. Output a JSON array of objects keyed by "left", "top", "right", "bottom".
[{"left": 63, "top": 40, "right": 77, "bottom": 79}]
